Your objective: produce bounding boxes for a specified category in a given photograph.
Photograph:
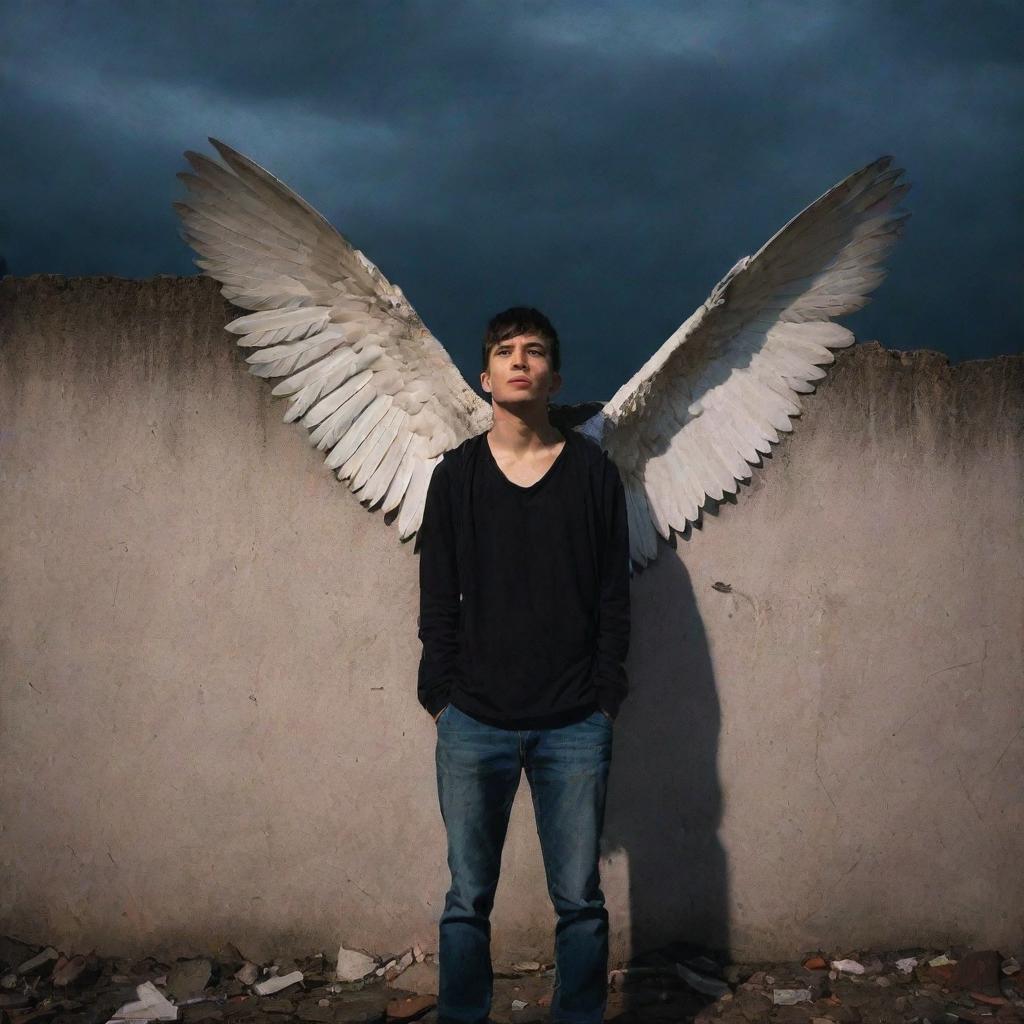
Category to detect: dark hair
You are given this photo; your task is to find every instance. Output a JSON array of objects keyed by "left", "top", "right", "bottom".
[{"left": 483, "top": 307, "right": 560, "bottom": 373}]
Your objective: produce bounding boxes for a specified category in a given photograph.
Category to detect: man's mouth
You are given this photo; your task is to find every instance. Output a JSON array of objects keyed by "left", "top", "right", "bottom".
[{"left": 508, "top": 378, "right": 531, "bottom": 384}]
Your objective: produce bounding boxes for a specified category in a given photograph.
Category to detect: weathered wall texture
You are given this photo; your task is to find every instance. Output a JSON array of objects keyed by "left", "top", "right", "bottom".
[{"left": 1, "top": 275, "right": 1022, "bottom": 965}]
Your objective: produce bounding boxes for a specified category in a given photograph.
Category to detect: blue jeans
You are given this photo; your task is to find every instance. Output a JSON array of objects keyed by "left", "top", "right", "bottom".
[{"left": 434, "top": 702, "right": 613, "bottom": 1024}]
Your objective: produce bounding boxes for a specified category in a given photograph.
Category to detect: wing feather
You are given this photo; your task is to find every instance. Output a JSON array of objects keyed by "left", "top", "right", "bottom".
[
  {"left": 174, "top": 139, "right": 491, "bottom": 541},
  {"left": 599, "top": 157, "right": 909, "bottom": 566}
]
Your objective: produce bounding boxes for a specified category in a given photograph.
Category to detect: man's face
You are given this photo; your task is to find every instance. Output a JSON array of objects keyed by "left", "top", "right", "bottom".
[{"left": 481, "top": 333, "right": 562, "bottom": 407}]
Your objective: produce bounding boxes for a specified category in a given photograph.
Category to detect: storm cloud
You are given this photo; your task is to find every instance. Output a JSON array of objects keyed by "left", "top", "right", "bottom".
[{"left": 1, "top": 0, "right": 1021, "bottom": 401}]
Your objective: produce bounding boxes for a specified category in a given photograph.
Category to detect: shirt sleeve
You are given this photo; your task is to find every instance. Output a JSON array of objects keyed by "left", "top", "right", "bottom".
[
  {"left": 416, "top": 457, "right": 460, "bottom": 717},
  {"left": 592, "top": 453, "right": 631, "bottom": 719}
]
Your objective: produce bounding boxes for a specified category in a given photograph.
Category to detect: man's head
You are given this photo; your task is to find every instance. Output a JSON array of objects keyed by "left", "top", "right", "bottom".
[{"left": 480, "top": 307, "right": 562, "bottom": 407}]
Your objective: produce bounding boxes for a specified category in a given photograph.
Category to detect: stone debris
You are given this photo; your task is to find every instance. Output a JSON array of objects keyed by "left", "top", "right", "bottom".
[
  {"left": 253, "top": 971, "right": 304, "bottom": 996},
  {"left": 260, "top": 998, "right": 295, "bottom": 1014},
  {"left": 952, "top": 949, "right": 1002, "bottom": 996},
  {"left": 0, "top": 992, "right": 33, "bottom": 1009},
  {"left": 233, "top": 963, "right": 259, "bottom": 987},
  {"left": 383, "top": 952, "right": 414, "bottom": 983},
  {"left": 830, "top": 958, "right": 866, "bottom": 974},
  {"left": 383, "top": 993, "right": 435, "bottom": 1021},
  {"left": 51, "top": 954, "right": 89, "bottom": 988},
  {"left": 16, "top": 949, "right": 60, "bottom": 977},
  {"left": 0, "top": 935, "right": 1022, "bottom": 1024},
  {"left": 510, "top": 962, "right": 541, "bottom": 973},
  {"left": 384, "top": 962, "right": 437, "bottom": 996},
  {"left": 336, "top": 947, "right": 378, "bottom": 983},
  {"left": 165, "top": 959, "right": 213, "bottom": 1003},
  {"left": 772, "top": 988, "right": 812, "bottom": 1005}
]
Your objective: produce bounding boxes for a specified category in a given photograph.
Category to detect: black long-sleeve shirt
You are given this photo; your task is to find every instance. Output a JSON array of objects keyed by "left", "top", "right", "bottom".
[{"left": 416, "top": 428, "right": 631, "bottom": 729}]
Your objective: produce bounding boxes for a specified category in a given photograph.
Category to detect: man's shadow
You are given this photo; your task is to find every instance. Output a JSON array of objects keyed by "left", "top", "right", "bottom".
[
  {"left": 548, "top": 403, "right": 729, "bottom": 1020},
  {"left": 602, "top": 533, "right": 726, "bottom": 1020}
]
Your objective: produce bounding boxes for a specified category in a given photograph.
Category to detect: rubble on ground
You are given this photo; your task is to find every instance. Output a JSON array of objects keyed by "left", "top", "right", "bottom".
[{"left": 0, "top": 934, "right": 1021, "bottom": 1024}]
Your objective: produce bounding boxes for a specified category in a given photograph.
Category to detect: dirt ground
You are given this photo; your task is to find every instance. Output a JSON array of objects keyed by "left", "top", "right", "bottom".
[{"left": 2, "top": 936, "right": 1021, "bottom": 1024}]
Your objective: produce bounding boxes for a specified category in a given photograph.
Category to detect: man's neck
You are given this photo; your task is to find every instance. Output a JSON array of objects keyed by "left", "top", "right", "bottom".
[{"left": 487, "top": 405, "right": 563, "bottom": 456}]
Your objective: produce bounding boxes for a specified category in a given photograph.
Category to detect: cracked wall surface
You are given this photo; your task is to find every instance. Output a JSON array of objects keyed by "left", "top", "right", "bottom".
[{"left": 1, "top": 275, "right": 1022, "bottom": 964}]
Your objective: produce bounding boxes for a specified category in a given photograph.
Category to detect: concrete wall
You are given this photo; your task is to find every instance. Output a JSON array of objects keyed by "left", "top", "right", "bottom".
[{"left": 1, "top": 275, "right": 1021, "bottom": 965}]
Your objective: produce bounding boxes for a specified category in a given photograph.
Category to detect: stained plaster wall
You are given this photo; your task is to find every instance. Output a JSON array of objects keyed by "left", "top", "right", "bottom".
[{"left": 1, "top": 275, "right": 1021, "bottom": 965}]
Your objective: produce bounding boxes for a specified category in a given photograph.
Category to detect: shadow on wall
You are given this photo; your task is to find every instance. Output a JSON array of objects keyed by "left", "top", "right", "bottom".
[{"left": 604, "top": 524, "right": 727, "bottom": 1017}]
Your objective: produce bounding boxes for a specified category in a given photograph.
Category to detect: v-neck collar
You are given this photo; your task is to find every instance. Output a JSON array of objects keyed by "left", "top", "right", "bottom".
[{"left": 483, "top": 430, "right": 569, "bottom": 493}]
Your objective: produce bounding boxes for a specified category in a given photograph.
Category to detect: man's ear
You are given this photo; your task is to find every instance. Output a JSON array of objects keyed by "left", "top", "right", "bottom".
[
  {"left": 480, "top": 370, "right": 491, "bottom": 394},
  {"left": 548, "top": 371, "right": 562, "bottom": 399}
]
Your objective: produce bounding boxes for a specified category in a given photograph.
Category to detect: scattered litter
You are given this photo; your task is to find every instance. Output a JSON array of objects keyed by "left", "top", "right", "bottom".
[
  {"left": 831, "top": 959, "right": 866, "bottom": 974},
  {"left": 108, "top": 981, "right": 179, "bottom": 1021},
  {"left": 3, "top": 935, "right": 1020, "bottom": 1024},
  {"left": 772, "top": 988, "right": 812, "bottom": 1005},
  {"left": 253, "top": 971, "right": 303, "bottom": 996}
]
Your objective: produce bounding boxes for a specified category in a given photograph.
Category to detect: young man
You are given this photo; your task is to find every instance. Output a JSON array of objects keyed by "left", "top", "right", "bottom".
[{"left": 417, "top": 307, "right": 631, "bottom": 1024}]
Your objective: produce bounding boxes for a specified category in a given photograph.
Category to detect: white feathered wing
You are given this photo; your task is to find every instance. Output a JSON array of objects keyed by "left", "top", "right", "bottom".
[
  {"left": 582, "top": 156, "right": 910, "bottom": 568},
  {"left": 174, "top": 138, "right": 491, "bottom": 539}
]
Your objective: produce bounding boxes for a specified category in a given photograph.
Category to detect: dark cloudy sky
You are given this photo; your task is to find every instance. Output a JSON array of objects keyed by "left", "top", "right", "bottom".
[{"left": 2, "top": 0, "right": 1021, "bottom": 402}]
